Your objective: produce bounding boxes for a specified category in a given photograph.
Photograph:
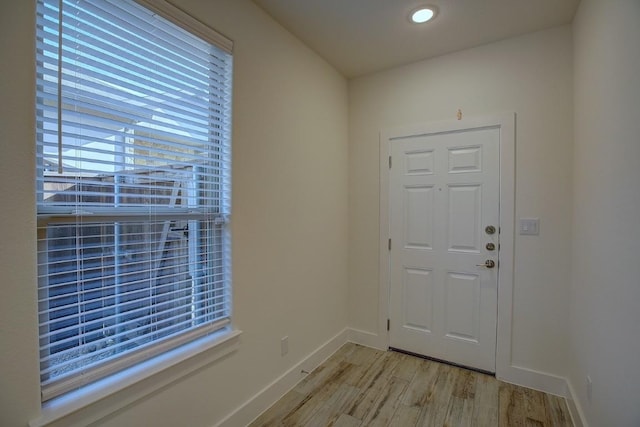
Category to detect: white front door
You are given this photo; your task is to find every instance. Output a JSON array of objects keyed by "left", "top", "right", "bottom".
[{"left": 388, "top": 125, "right": 500, "bottom": 372}]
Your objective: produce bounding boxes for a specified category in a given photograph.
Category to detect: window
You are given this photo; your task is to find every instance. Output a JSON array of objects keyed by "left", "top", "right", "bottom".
[{"left": 35, "top": 0, "right": 232, "bottom": 401}]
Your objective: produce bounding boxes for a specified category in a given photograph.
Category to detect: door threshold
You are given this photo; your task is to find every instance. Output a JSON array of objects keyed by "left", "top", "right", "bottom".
[{"left": 389, "top": 347, "right": 496, "bottom": 377}]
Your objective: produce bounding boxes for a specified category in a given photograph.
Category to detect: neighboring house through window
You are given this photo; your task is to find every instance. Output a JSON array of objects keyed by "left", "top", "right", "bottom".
[{"left": 35, "top": 0, "right": 232, "bottom": 401}]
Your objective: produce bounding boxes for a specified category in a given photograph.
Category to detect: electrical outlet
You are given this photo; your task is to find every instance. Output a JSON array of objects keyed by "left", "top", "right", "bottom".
[
  {"left": 586, "top": 375, "right": 593, "bottom": 403},
  {"left": 281, "top": 336, "right": 289, "bottom": 356}
]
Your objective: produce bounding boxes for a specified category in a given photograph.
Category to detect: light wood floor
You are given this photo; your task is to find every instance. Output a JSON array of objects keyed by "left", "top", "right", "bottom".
[{"left": 249, "top": 343, "right": 573, "bottom": 427}]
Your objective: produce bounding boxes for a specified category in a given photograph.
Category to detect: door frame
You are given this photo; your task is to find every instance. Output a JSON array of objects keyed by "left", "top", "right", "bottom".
[{"left": 379, "top": 112, "right": 515, "bottom": 379}]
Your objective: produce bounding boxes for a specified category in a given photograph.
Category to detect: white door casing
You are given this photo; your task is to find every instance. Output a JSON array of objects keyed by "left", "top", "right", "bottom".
[{"left": 379, "top": 114, "right": 515, "bottom": 378}]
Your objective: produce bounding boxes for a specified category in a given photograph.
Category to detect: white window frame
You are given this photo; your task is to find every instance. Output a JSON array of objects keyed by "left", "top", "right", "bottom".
[{"left": 32, "top": 1, "right": 239, "bottom": 423}]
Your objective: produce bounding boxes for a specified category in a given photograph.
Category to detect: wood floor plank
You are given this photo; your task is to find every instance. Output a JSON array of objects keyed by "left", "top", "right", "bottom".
[
  {"left": 304, "top": 384, "right": 360, "bottom": 427},
  {"left": 452, "top": 368, "right": 478, "bottom": 399},
  {"left": 417, "top": 363, "right": 459, "bottom": 427},
  {"left": 249, "top": 390, "right": 306, "bottom": 427},
  {"left": 296, "top": 356, "right": 353, "bottom": 396},
  {"left": 294, "top": 342, "right": 360, "bottom": 397},
  {"left": 348, "top": 344, "right": 385, "bottom": 367},
  {"left": 332, "top": 413, "right": 362, "bottom": 427},
  {"left": 499, "top": 382, "right": 526, "bottom": 427},
  {"left": 250, "top": 344, "right": 573, "bottom": 427},
  {"left": 331, "top": 342, "right": 359, "bottom": 361},
  {"left": 523, "top": 386, "right": 548, "bottom": 424},
  {"left": 388, "top": 351, "right": 422, "bottom": 382},
  {"left": 442, "top": 369, "right": 478, "bottom": 427},
  {"left": 361, "top": 375, "right": 409, "bottom": 427},
  {"left": 389, "top": 404, "right": 421, "bottom": 427},
  {"left": 346, "top": 351, "right": 401, "bottom": 420},
  {"left": 524, "top": 418, "right": 546, "bottom": 427},
  {"left": 443, "top": 396, "right": 475, "bottom": 427},
  {"left": 472, "top": 372, "right": 499, "bottom": 427},
  {"left": 282, "top": 363, "right": 357, "bottom": 426},
  {"left": 544, "top": 393, "right": 573, "bottom": 427},
  {"left": 401, "top": 359, "right": 440, "bottom": 407}
]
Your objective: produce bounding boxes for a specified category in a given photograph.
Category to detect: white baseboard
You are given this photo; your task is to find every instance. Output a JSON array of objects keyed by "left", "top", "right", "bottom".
[
  {"left": 497, "top": 364, "right": 568, "bottom": 397},
  {"left": 214, "top": 328, "right": 349, "bottom": 427},
  {"left": 347, "top": 328, "right": 384, "bottom": 350},
  {"left": 565, "top": 379, "right": 588, "bottom": 427},
  {"left": 500, "top": 366, "right": 589, "bottom": 426}
]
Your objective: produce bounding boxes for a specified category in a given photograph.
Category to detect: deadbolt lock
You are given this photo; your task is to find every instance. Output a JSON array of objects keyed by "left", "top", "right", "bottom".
[
  {"left": 476, "top": 260, "right": 496, "bottom": 268},
  {"left": 486, "top": 242, "right": 496, "bottom": 251},
  {"left": 485, "top": 225, "right": 496, "bottom": 235}
]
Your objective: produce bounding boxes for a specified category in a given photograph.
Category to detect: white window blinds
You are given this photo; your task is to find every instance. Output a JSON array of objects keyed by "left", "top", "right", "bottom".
[{"left": 35, "top": 0, "right": 232, "bottom": 401}]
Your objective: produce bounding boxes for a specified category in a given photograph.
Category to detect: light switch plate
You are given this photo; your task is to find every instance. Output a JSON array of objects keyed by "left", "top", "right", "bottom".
[{"left": 519, "top": 218, "right": 539, "bottom": 235}]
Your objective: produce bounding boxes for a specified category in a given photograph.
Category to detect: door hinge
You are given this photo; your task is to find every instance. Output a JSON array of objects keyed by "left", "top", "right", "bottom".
[
  {"left": 388, "top": 238, "right": 391, "bottom": 251},
  {"left": 388, "top": 155, "right": 392, "bottom": 169},
  {"left": 387, "top": 319, "right": 390, "bottom": 331}
]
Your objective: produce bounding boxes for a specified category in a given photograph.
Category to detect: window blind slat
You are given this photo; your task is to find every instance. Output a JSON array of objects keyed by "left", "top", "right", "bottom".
[
  {"left": 59, "top": 0, "right": 221, "bottom": 59},
  {"left": 37, "top": 71, "right": 228, "bottom": 125},
  {"left": 39, "top": 264, "right": 228, "bottom": 303},
  {"left": 39, "top": 283, "right": 229, "bottom": 321},
  {"left": 39, "top": 295, "right": 229, "bottom": 348},
  {"left": 40, "top": 244, "right": 227, "bottom": 273},
  {"left": 39, "top": 294, "right": 230, "bottom": 345},
  {"left": 39, "top": 302, "right": 229, "bottom": 356},
  {"left": 59, "top": 10, "right": 224, "bottom": 86},
  {"left": 56, "top": 46, "right": 215, "bottom": 110},
  {"left": 37, "top": 83, "right": 216, "bottom": 135},
  {"left": 37, "top": 50, "right": 228, "bottom": 117},
  {"left": 38, "top": 123, "right": 229, "bottom": 161},
  {"left": 70, "top": 0, "right": 220, "bottom": 61}
]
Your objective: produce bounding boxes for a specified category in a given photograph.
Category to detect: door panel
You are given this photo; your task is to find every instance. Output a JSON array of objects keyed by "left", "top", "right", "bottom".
[
  {"left": 403, "top": 268, "right": 433, "bottom": 332},
  {"left": 447, "top": 184, "right": 482, "bottom": 253},
  {"left": 405, "top": 150, "right": 435, "bottom": 175},
  {"left": 444, "top": 272, "right": 480, "bottom": 342},
  {"left": 388, "top": 127, "right": 499, "bottom": 372},
  {"left": 404, "top": 186, "right": 435, "bottom": 249},
  {"left": 448, "top": 146, "right": 482, "bottom": 173}
]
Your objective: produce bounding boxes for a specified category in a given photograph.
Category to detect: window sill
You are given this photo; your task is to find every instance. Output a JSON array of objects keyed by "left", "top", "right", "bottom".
[{"left": 30, "top": 328, "right": 242, "bottom": 427}]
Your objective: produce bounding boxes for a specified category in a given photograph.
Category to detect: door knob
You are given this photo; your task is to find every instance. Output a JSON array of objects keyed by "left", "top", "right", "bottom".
[{"left": 476, "top": 260, "right": 496, "bottom": 268}]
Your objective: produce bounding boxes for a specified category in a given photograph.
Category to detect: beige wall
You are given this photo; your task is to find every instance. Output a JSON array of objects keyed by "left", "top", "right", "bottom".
[
  {"left": 570, "top": 1, "right": 640, "bottom": 425},
  {"left": 0, "top": 1, "right": 349, "bottom": 426},
  {"left": 348, "top": 26, "right": 573, "bottom": 377}
]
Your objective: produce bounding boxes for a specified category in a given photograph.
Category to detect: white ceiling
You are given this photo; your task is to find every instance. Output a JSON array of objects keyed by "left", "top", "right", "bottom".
[{"left": 252, "top": 0, "right": 580, "bottom": 78}]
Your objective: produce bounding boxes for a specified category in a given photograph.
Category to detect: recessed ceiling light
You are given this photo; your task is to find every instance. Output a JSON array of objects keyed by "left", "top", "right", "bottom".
[{"left": 411, "top": 7, "right": 436, "bottom": 24}]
